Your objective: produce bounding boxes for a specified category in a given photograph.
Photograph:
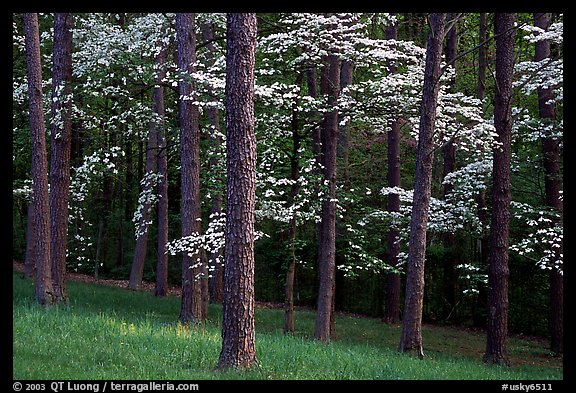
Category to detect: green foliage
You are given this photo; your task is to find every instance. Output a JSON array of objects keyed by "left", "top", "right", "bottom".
[
  {"left": 12, "top": 12, "right": 563, "bottom": 361},
  {"left": 13, "top": 273, "right": 561, "bottom": 380},
  {"left": 508, "top": 254, "right": 550, "bottom": 336}
]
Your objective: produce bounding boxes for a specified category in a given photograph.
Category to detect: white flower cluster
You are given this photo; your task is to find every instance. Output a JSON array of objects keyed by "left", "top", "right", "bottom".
[
  {"left": 519, "top": 16, "right": 563, "bottom": 45},
  {"left": 456, "top": 263, "right": 488, "bottom": 296},
  {"left": 13, "top": 180, "right": 33, "bottom": 200},
  {"left": 165, "top": 211, "right": 268, "bottom": 280},
  {"left": 515, "top": 16, "right": 563, "bottom": 106},
  {"left": 510, "top": 201, "right": 563, "bottom": 274},
  {"left": 67, "top": 146, "right": 124, "bottom": 269},
  {"left": 132, "top": 171, "right": 163, "bottom": 240}
]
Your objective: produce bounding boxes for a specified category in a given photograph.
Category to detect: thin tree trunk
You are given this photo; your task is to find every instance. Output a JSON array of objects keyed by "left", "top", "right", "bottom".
[
  {"left": 383, "top": 13, "right": 402, "bottom": 325},
  {"left": 477, "top": 13, "right": 488, "bottom": 104},
  {"left": 307, "top": 67, "right": 321, "bottom": 163},
  {"left": 337, "top": 59, "right": 353, "bottom": 187},
  {"left": 48, "top": 13, "right": 73, "bottom": 303},
  {"left": 177, "top": 13, "right": 205, "bottom": 322},
  {"left": 200, "top": 248, "right": 209, "bottom": 317},
  {"left": 218, "top": 12, "right": 258, "bottom": 370},
  {"left": 128, "top": 43, "right": 167, "bottom": 290},
  {"left": 534, "top": 12, "right": 563, "bottom": 355},
  {"left": 155, "top": 54, "right": 169, "bottom": 297},
  {"left": 95, "top": 218, "right": 104, "bottom": 280},
  {"left": 441, "top": 12, "right": 459, "bottom": 321},
  {"left": 314, "top": 53, "right": 341, "bottom": 342},
  {"left": 284, "top": 73, "right": 303, "bottom": 334},
  {"left": 332, "top": 57, "right": 354, "bottom": 334},
  {"left": 398, "top": 13, "right": 446, "bottom": 358},
  {"left": 483, "top": 13, "right": 515, "bottom": 366},
  {"left": 124, "top": 134, "right": 134, "bottom": 223},
  {"left": 24, "top": 13, "right": 55, "bottom": 306},
  {"left": 201, "top": 20, "right": 225, "bottom": 305},
  {"left": 473, "top": 12, "right": 490, "bottom": 328},
  {"left": 208, "top": 194, "right": 224, "bottom": 304},
  {"left": 98, "top": 105, "right": 115, "bottom": 276}
]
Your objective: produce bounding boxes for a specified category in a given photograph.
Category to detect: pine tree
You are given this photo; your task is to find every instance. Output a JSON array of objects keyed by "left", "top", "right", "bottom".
[{"left": 217, "top": 13, "right": 258, "bottom": 370}]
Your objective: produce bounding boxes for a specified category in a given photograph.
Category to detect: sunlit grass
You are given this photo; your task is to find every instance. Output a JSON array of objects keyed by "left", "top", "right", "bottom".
[{"left": 13, "top": 273, "right": 562, "bottom": 380}]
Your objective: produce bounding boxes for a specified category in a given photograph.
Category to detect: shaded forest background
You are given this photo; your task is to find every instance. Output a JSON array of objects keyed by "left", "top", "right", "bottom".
[{"left": 12, "top": 12, "right": 562, "bottom": 340}]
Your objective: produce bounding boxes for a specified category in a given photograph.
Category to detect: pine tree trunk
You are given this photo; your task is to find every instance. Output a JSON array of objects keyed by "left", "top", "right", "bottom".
[
  {"left": 398, "top": 13, "right": 446, "bottom": 357},
  {"left": 24, "top": 13, "right": 55, "bottom": 306},
  {"left": 176, "top": 13, "right": 205, "bottom": 323},
  {"left": 383, "top": 13, "right": 401, "bottom": 325},
  {"left": 48, "top": 13, "right": 73, "bottom": 303},
  {"left": 483, "top": 13, "right": 515, "bottom": 366},
  {"left": 314, "top": 53, "right": 341, "bottom": 342},
  {"left": 534, "top": 12, "right": 563, "bottom": 355},
  {"left": 218, "top": 12, "right": 258, "bottom": 370}
]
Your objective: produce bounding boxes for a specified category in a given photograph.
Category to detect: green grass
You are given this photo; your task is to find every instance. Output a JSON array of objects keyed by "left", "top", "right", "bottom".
[{"left": 13, "top": 273, "right": 562, "bottom": 380}]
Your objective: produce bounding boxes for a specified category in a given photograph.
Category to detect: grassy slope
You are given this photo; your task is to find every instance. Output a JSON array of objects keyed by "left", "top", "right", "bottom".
[{"left": 12, "top": 273, "right": 562, "bottom": 380}]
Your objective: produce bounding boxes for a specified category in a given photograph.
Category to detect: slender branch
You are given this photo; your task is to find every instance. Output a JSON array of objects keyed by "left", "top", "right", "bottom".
[{"left": 441, "top": 20, "right": 528, "bottom": 75}]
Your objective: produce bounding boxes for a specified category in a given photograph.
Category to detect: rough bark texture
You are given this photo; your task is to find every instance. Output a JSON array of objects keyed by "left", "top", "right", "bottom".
[
  {"left": 383, "top": 14, "right": 401, "bottom": 325},
  {"left": 398, "top": 13, "right": 446, "bottom": 358},
  {"left": 48, "top": 13, "right": 74, "bottom": 304},
  {"left": 217, "top": 13, "right": 258, "bottom": 370},
  {"left": 534, "top": 12, "right": 563, "bottom": 355},
  {"left": 154, "top": 47, "right": 169, "bottom": 297},
  {"left": 176, "top": 13, "right": 205, "bottom": 322},
  {"left": 314, "top": 53, "right": 341, "bottom": 342},
  {"left": 202, "top": 21, "right": 225, "bottom": 305},
  {"left": 483, "top": 13, "right": 515, "bottom": 367},
  {"left": 24, "top": 13, "right": 55, "bottom": 306}
]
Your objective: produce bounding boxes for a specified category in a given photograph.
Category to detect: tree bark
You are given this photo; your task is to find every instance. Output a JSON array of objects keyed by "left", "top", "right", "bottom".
[
  {"left": 176, "top": 13, "right": 205, "bottom": 323},
  {"left": 398, "top": 13, "right": 446, "bottom": 357},
  {"left": 217, "top": 12, "right": 258, "bottom": 370},
  {"left": 483, "top": 13, "right": 515, "bottom": 366},
  {"left": 24, "top": 13, "right": 55, "bottom": 306},
  {"left": 48, "top": 13, "right": 74, "bottom": 303},
  {"left": 314, "top": 53, "right": 341, "bottom": 342},
  {"left": 534, "top": 12, "right": 563, "bottom": 355},
  {"left": 383, "top": 13, "right": 401, "bottom": 325}
]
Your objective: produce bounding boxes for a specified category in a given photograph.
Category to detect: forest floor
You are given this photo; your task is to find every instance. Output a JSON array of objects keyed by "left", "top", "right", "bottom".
[
  {"left": 12, "top": 260, "right": 562, "bottom": 373},
  {"left": 12, "top": 260, "right": 285, "bottom": 308}
]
